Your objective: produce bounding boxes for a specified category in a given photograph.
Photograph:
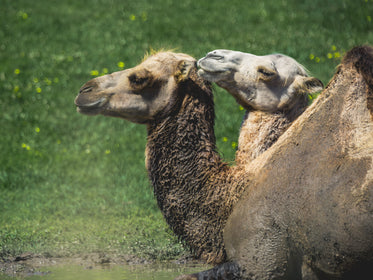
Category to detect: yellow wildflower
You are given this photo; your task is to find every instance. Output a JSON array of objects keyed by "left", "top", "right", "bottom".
[
  {"left": 231, "top": 142, "right": 237, "bottom": 149},
  {"left": 141, "top": 12, "right": 147, "bottom": 21},
  {"left": 309, "top": 54, "right": 315, "bottom": 60},
  {"left": 14, "top": 69, "right": 20, "bottom": 75},
  {"left": 130, "top": 14, "right": 136, "bottom": 21},
  {"left": 35, "top": 127, "right": 40, "bottom": 133},
  {"left": 36, "top": 87, "right": 42, "bottom": 93},
  {"left": 327, "top": 53, "right": 333, "bottom": 59},
  {"left": 105, "top": 149, "right": 111, "bottom": 154},
  {"left": 90, "top": 70, "right": 99, "bottom": 76},
  {"left": 44, "top": 78, "right": 52, "bottom": 85},
  {"left": 223, "top": 137, "right": 228, "bottom": 142},
  {"left": 22, "top": 143, "right": 31, "bottom": 150},
  {"left": 117, "top": 61, "right": 125, "bottom": 69}
]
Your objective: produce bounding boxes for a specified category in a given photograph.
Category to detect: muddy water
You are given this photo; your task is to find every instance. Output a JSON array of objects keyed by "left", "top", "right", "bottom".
[{"left": 1, "top": 263, "right": 210, "bottom": 280}]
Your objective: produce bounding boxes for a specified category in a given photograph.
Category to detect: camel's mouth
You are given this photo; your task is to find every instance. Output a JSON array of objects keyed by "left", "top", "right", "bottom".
[
  {"left": 75, "top": 83, "right": 110, "bottom": 116},
  {"left": 197, "top": 67, "right": 231, "bottom": 83},
  {"left": 197, "top": 68, "right": 227, "bottom": 75},
  {"left": 75, "top": 82, "right": 113, "bottom": 115},
  {"left": 197, "top": 59, "right": 227, "bottom": 74},
  {"left": 75, "top": 97, "right": 108, "bottom": 115}
]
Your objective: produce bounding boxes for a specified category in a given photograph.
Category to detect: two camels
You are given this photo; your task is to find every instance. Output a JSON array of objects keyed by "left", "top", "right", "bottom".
[
  {"left": 198, "top": 50, "right": 323, "bottom": 165},
  {"left": 75, "top": 46, "right": 373, "bottom": 279}
]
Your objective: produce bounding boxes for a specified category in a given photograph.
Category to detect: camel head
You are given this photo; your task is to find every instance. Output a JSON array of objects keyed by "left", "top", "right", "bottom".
[
  {"left": 75, "top": 52, "right": 197, "bottom": 124},
  {"left": 198, "top": 50, "right": 323, "bottom": 112}
]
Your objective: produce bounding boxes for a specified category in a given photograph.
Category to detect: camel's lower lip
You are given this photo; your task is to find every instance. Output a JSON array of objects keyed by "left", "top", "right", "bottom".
[
  {"left": 197, "top": 68, "right": 227, "bottom": 77},
  {"left": 75, "top": 97, "right": 107, "bottom": 108},
  {"left": 75, "top": 96, "right": 108, "bottom": 115}
]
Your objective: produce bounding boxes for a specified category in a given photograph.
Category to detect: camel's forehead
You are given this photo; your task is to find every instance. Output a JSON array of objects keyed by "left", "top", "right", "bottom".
[
  {"left": 140, "top": 52, "right": 195, "bottom": 73},
  {"left": 265, "top": 54, "right": 308, "bottom": 76},
  {"left": 208, "top": 50, "right": 307, "bottom": 75},
  {"left": 143, "top": 52, "right": 195, "bottom": 65}
]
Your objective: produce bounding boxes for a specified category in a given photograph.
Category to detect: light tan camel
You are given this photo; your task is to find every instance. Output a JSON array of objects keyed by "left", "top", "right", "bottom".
[
  {"left": 75, "top": 47, "right": 373, "bottom": 279},
  {"left": 198, "top": 50, "right": 323, "bottom": 165}
]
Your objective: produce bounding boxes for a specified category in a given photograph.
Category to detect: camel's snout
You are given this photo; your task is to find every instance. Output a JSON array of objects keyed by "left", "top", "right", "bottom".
[{"left": 75, "top": 80, "right": 110, "bottom": 115}]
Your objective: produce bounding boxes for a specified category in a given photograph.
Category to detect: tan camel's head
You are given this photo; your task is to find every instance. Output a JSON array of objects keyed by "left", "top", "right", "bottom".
[
  {"left": 75, "top": 52, "right": 196, "bottom": 123},
  {"left": 198, "top": 50, "right": 323, "bottom": 112}
]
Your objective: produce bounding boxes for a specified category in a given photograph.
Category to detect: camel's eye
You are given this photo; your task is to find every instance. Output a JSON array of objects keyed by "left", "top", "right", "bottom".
[
  {"left": 257, "top": 66, "right": 277, "bottom": 81},
  {"left": 129, "top": 74, "right": 149, "bottom": 87}
]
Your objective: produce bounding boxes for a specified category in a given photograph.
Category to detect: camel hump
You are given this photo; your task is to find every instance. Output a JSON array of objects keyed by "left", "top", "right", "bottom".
[{"left": 342, "top": 45, "right": 373, "bottom": 118}]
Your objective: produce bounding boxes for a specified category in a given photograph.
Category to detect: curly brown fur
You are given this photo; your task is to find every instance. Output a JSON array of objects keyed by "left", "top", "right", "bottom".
[
  {"left": 76, "top": 53, "right": 250, "bottom": 265},
  {"left": 146, "top": 67, "right": 248, "bottom": 264}
]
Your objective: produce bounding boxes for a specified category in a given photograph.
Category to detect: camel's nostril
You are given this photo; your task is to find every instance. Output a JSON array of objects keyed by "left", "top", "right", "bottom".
[
  {"left": 79, "top": 85, "right": 94, "bottom": 94},
  {"left": 207, "top": 54, "right": 224, "bottom": 60}
]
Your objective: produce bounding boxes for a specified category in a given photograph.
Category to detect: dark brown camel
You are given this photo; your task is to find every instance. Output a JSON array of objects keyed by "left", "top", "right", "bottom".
[{"left": 75, "top": 52, "right": 248, "bottom": 264}]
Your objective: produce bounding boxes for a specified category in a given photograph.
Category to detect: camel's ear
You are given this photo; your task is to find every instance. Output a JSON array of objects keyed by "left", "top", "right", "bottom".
[
  {"left": 291, "top": 76, "right": 324, "bottom": 95},
  {"left": 175, "top": 60, "right": 195, "bottom": 83}
]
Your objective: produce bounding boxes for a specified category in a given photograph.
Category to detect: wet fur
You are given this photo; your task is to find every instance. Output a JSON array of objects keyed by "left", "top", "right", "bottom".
[{"left": 146, "top": 67, "right": 248, "bottom": 263}]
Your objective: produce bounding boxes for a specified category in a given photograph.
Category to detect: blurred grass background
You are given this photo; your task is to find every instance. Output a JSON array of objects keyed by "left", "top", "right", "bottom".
[{"left": 1, "top": 0, "right": 372, "bottom": 261}]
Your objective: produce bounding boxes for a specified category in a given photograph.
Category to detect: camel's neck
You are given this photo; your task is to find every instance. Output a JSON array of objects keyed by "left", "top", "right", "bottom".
[
  {"left": 236, "top": 103, "right": 308, "bottom": 166},
  {"left": 146, "top": 94, "right": 226, "bottom": 208},
  {"left": 145, "top": 77, "right": 246, "bottom": 264}
]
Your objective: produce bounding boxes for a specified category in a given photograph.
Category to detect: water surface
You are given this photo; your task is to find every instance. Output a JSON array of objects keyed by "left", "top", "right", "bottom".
[{"left": 1, "top": 262, "right": 210, "bottom": 280}]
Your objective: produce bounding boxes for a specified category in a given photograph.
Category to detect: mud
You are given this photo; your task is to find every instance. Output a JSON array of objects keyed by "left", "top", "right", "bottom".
[{"left": 0, "top": 252, "right": 199, "bottom": 278}]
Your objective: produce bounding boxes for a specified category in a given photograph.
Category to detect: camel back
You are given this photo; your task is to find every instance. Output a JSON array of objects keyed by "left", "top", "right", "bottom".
[{"left": 225, "top": 46, "right": 373, "bottom": 274}]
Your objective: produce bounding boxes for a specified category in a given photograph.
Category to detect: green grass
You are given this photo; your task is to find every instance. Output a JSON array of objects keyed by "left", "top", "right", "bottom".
[{"left": 1, "top": 0, "right": 372, "bottom": 261}]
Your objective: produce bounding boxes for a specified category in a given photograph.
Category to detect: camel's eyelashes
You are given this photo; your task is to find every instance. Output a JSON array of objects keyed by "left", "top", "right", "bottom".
[{"left": 257, "top": 66, "right": 277, "bottom": 81}]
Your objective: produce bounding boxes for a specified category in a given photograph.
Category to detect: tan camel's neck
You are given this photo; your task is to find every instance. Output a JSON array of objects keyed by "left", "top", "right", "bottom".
[{"left": 236, "top": 104, "right": 308, "bottom": 166}]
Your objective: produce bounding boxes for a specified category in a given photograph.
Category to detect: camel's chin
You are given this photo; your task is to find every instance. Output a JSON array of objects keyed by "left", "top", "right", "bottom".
[{"left": 76, "top": 106, "right": 101, "bottom": 116}]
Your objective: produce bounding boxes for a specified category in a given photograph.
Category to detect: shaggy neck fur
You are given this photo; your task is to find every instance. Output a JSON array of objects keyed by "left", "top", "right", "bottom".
[
  {"left": 236, "top": 97, "right": 308, "bottom": 166},
  {"left": 146, "top": 68, "right": 247, "bottom": 264}
]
